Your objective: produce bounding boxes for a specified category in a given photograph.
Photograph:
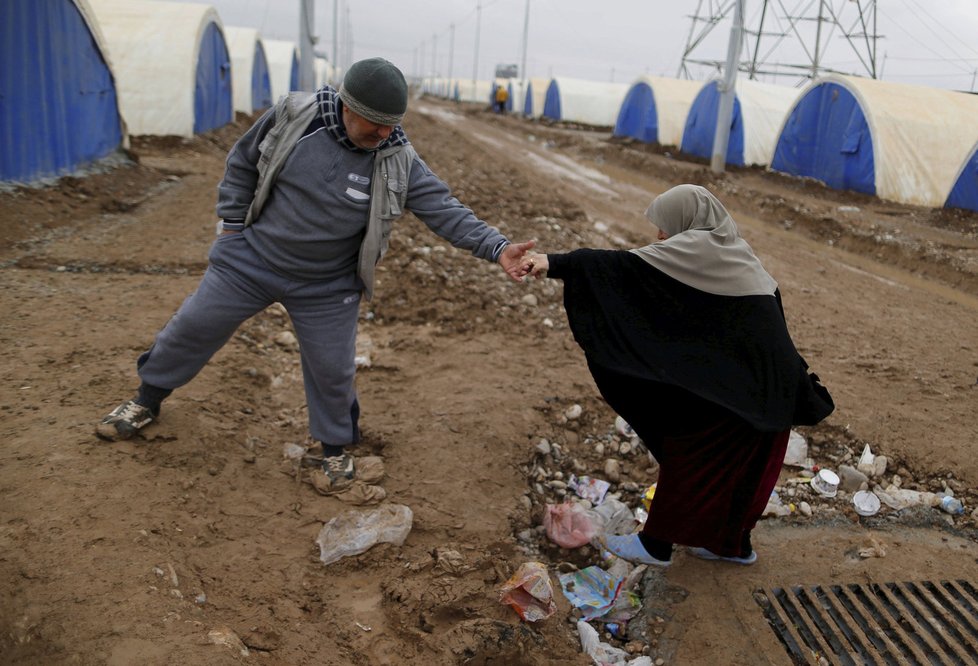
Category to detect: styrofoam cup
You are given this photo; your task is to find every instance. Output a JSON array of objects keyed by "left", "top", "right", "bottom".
[{"left": 810, "top": 469, "right": 840, "bottom": 497}]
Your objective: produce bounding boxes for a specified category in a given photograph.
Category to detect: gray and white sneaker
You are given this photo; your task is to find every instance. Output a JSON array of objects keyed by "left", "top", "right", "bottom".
[
  {"left": 96, "top": 399, "right": 156, "bottom": 441},
  {"left": 322, "top": 453, "right": 356, "bottom": 486}
]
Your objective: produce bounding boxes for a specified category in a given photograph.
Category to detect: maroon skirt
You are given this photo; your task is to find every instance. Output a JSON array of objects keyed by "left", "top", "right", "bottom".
[
  {"left": 588, "top": 364, "right": 789, "bottom": 558},
  {"left": 641, "top": 419, "right": 788, "bottom": 557}
]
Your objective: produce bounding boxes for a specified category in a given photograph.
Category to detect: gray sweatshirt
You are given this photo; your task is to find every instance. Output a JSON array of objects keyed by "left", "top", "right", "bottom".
[{"left": 216, "top": 107, "right": 509, "bottom": 284}]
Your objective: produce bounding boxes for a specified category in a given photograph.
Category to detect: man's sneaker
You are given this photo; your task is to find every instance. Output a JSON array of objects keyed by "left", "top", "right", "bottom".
[
  {"left": 688, "top": 546, "right": 758, "bottom": 565},
  {"left": 96, "top": 399, "right": 156, "bottom": 441},
  {"left": 322, "top": 453, "right": 355, "bottom": 486}
]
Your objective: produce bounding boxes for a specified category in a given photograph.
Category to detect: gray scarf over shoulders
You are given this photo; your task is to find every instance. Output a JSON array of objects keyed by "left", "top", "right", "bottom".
[{"left": 241, "top": 89, "right": 415, "bottom": 300}]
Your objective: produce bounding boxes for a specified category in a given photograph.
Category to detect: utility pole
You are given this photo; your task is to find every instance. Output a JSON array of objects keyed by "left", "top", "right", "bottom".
[
  {"left": 332, "top": 0, "right": 338, "bottom": 81},
  {"left": 432, "top": 33, "right": 438, "bottom": 78},
  {"left": 473, "top": 2, "right": 482, "bottom": 85},
  {"left": 519, "top": 0, "right": 530, "bottom": 115},
  {"left": 448, "top": 23, "right": 455, "bottom": 87},
  {"left": 710, "top": 0, "right": 743, "bottom": 173},
  {"left": 298, "top": 0, "right": 316, "bottom": 90}
]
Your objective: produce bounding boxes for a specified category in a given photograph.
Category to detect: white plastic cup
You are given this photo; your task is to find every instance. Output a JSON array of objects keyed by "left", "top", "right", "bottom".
[
  {"left": 810, "top": 469, "right": 840, "bottom": 497},
  {"left": 853, "top": 490, "right": 881, "bottom": 516}
]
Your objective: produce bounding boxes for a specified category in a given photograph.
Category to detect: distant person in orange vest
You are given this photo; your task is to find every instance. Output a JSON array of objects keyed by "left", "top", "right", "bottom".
[{"left": 494, "top": 84, "right": 509, "bottom": 114}]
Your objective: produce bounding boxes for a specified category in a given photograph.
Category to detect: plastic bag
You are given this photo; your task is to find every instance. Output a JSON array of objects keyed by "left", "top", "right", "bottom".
[
  {"left": 576, "top": 619, "right": 653, "bottom": 666},
  {"left": 315, "top": 503, "right": 413, "bottom": 565},
  {"left": 498, "top": 562, "right": 556, "bottom": 622},
  {"left": 544, "top": 502, "right": 598, "bottom": 548},
  {"left": 587, "top": 497, "right": 635, "bottom": 537}
]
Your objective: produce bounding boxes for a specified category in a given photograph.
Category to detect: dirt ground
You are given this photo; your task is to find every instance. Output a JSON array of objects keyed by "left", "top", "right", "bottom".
[{"left": 2, "top": 96, "right": 977, "bottom": 665}]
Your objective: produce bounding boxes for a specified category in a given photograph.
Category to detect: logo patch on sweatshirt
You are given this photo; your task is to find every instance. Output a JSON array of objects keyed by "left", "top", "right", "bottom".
[{"left": 347, "top": 173, "right": 370, "bottom": 185}]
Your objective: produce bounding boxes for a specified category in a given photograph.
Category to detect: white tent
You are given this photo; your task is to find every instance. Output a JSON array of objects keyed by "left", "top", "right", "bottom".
[
  {"left": 771, "top": 74, "right": 978, "bottom": 208},
  {"left": 681, "top": 78, "right": 800, "bottom": 167},
  {"left": 613, "top": 76, "right": 702, "bottom": 147},
  {"left": 542, "top": 78, "right": 629, "bottom": 127},
  {"left": 454, "top": 79, "right": 492, "bottom": 106},
  {"left": 264, "top": 39, "right": 299, "bottom": 100},
  {"left": 88, "top": 0, "right": 232, "bottom": 137},
  {"left": 224, "top": 26, "right": 271, "bottom": 114},
  {"left": 514, "top": 77, "right": 548, "bottom": 117},
  {"left": 314, "top": 57, "right": 336, "bottom": 88}
]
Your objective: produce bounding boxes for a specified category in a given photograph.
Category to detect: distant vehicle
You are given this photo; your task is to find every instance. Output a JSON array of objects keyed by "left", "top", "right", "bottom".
[{"left": 494, "top": 63, "right": 518, "bottom": 79}]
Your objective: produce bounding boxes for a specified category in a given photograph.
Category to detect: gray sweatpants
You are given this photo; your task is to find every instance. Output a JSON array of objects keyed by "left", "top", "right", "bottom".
[{"left": 137, "top": 232, "right": 362, "bottom": 446}]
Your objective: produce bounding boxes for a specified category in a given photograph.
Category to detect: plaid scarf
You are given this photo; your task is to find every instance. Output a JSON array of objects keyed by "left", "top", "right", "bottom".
[{"left": 317, "top": 85, "right": 409, "bottom": 152}]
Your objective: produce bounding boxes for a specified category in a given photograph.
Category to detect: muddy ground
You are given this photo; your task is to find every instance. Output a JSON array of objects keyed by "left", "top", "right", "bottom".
[{"left": 1, "top": 96, "right": 977, "bottom": 665}]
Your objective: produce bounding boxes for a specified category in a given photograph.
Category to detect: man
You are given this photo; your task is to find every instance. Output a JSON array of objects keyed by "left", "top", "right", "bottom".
[{"left": 97, "top": 57, "right": 535, "bottom": 485}]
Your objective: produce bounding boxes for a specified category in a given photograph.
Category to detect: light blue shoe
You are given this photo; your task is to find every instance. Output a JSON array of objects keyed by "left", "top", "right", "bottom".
[
  {"left": 601, "top": 534, "right": 671, "bottom": 567},
  {"left": 688, "top": 546, "right": 758, "bottom": 565}
]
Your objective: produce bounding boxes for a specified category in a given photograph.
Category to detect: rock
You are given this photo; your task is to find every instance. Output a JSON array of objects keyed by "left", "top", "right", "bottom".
[
  {"left": 535, "top": 439, "right": 551, "bottom": 455},
  {"left": 873, "top": 456, "right": 888, "bottom": 478},
  {"left": 837, "top": 465, "right": 868, "bottom": 493},
  {"left": 604, "top": 459, "right": 622, "bottom": 483},
  {"left": 273, "top": 330, "right": 298, "bottom": 350},
  {"left": 799, "top": 501, "right": 812, "bottom": 517},
  {"left": 521, "top": 294, "right": 538, "bottom": 307},
  {"left": 565, "top": 404, "right": 583, "bottom": 421}
]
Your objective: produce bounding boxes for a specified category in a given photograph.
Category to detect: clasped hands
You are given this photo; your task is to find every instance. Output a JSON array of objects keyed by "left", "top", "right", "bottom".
[{"left": 497, "top": 240, "right": 549, "bottom": 282}]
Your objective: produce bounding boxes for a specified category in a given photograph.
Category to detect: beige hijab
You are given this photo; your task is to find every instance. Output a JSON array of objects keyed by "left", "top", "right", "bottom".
[{"left": 629, "top": 184, "right": 778, "bottom": 297}]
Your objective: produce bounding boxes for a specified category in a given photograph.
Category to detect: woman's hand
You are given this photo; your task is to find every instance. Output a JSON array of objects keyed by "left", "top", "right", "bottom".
[{"left": 523, "top": 252, "right": 549, "bottom": 278}]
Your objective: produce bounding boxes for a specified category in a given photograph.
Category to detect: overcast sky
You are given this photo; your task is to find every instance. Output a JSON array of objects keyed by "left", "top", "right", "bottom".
[{"left": 185, "top": 0, "right": 978, "bottom": 92}]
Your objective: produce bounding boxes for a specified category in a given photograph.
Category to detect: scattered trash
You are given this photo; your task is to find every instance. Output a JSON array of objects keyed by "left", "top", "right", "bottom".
[
  {"left": 852, "top": 490, "right": 881, "bottom": 517},
  {"left": 939, "top": 495, "right": 964, "bottom": 515},
  {"left": 640, "top": 484, "right": 657, "bottom": 511},
  {"left": 315, "top": 503, "right": 413, "bottom": 565},
  {"left": 498, "top": 562, "right": 556, "bottom": 622},
  {"left": 764, "top": 490, "right": 792, "bottom": 517},
  {"left": 589, "top": 497, "right": 637, "bottom": 537},
  {"left": 577, "top": 619, "right": 653, "bottom": 666},
  {"left": 568, "top": 474, "right": 611, "bottom": 505},
  {"left": 810, "top": 469, "right": 840, "bottom": 498},
  {"left": 837, "top": 205, "right": 860, "bottom": 213},
  {"left": 354, "top": 621, "right": 372, "bottom": 632},
  {"left": 544, "top": 502, "right": 597, "bottom": 548},
  {"left": 614, "top": 415, "right": 636, "bottom": 439},
  {"left": 783, "top": 430, "right": 809, "bottom": 467},
  {"left": 559, "top": 565, "right": 623, "bottom": 621}
]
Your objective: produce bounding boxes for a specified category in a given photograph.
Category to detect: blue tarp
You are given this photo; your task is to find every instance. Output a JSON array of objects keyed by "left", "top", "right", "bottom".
[
  {"left": 680, "top": 80, "right": 744, "bottom": 165},
  {"left": 614, "top": 81, "right": 658, "bottom": 142},
  {"left": 945, "top": 148, "right": 978, "bottom": 212},
  {"left": 542, "top": 80, "right": 561, "bottom": 120},
  {"left": 252, "top": 43, "right": 272, "bottom": 111},
  {"left": 523, "top": 81, "right": 537, "bottom": 115},
  {"left": 1, "top": 0, "right": 123, "bottom": 183},
  {"left": 288, "top": 54, "right": 299, "bottom": 94},
  {"left": 771, "top": 82, "right": 875, "bottom": 196},
  {"left": 192, "top": 21, "right": 233, "bottom": 134}
]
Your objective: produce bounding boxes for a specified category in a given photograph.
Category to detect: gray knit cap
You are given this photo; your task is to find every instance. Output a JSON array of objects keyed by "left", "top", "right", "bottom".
[{"left": 338, "top": 57, "right": 408, "bottom": 125}]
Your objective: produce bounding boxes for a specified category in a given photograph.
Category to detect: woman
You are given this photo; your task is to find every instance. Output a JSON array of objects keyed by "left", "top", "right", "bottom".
[{"left": 523, "top": 184, "right": 833, "bottom": 566}]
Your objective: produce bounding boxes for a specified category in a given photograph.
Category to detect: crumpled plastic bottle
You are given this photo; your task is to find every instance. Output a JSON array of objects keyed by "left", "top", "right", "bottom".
[{"left": 939, "top": 496, "right": 964, "bottom": 515}]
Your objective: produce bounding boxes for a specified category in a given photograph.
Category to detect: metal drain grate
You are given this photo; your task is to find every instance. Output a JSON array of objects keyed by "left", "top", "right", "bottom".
[{"left": 755, "top": 580, "right": 978, "bottom": 665}]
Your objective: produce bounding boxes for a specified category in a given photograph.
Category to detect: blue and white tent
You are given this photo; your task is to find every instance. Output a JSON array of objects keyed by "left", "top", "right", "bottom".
[
  {"left": 263, "top": 39, "right": 299, "bottom": 100},
  {"left": 542, "top": 78, "right": 629, "bottom": 127},
  {"left": 947, "top": 140, "right": 978, "bottom": 212},
  {"left": 88, "top": 0, "right": 231, "bottom": 137},
  {"left": 520, "top": 78, "right": 550, "bottom": 118},
  {"left": 771, "top": 74, "right": 978, "bottom": 209},
  {"left": 613, "top": 76, "right": 702, "bottom": 147},
  {"left": 224, "top": 26, "right": 272, "bottom": 114},
  {"left": 1, "top": 0, "right": 126, "bottom": 184},
  {"left": 681, "top": 78, "right": 800, "bottom": 167}
]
